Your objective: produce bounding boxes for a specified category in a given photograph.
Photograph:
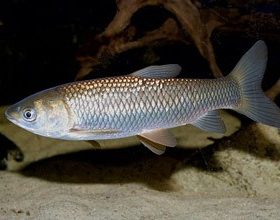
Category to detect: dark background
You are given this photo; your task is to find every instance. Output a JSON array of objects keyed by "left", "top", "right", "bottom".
[{"left": 0, "top": 0, "right": 280, "bottom": 105}]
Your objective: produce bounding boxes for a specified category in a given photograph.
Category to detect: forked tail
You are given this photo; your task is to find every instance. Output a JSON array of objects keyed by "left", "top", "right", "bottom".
[{"left": 228, "top": 40, "right": 280, "bottom": 128}]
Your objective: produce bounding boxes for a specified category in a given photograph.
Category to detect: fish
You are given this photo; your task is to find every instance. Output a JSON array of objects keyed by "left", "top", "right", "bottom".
[{"left": 5, "top": 40, "right": 280, "bottom": 155}]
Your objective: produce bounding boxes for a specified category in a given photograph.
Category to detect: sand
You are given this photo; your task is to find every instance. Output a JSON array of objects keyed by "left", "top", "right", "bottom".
[{"left": 1, "top": 106, "right": 280, "bottom": 219}]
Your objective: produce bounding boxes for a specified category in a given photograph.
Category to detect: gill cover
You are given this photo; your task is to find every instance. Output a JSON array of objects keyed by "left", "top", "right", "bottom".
[{"left": 5, "top": 88, "right": 72, "bottom": 138}]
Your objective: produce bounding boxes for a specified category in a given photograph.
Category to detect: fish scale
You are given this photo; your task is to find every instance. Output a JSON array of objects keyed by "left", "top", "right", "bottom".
[
  {"left": 58, "top": 76, "right": 240, "bottom": 139},
  {"left": 6, "top": 41, "right": 280, "bottom": 155}
]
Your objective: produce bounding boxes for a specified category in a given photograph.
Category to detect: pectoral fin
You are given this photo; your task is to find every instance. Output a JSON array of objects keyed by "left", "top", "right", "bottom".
[
  {"left": 137, "top": 129, "right": 176, "bottom": 155},
  {"left": 192, "top": 110, "right": 226, "bottom": 133},
  {"left": 87, "top": 140, "right": 101, "bottom": 148},
  {"left": 69, "top": 128, "right": 120, "bottom": 135}
]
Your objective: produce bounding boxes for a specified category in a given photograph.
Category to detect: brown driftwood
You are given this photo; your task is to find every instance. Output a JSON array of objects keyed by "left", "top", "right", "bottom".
[
  {"left": 76, "top": 0, "right": 280, "bottom": 99},
  {"left": 76, "top": 0, "right": 224, "bottom": 80},
  {"left": 266, "top": 79, "right": 280, "bottom": 100}
]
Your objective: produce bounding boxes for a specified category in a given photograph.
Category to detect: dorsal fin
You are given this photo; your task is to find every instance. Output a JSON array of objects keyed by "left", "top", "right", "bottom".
[
  {"left": 130, "top": 64, "right": 181, "bottom": 78},
  {"left": 192, "top": 110, "right": 226, "bottom": 133}
]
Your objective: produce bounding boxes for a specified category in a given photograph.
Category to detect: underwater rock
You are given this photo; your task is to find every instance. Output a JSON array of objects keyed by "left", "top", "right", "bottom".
[{"left": 0, "top": 105, "right": 240, "bottom": 170}]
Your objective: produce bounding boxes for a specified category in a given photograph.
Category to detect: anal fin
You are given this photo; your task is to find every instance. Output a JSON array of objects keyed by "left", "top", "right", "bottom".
[{"left": 192, "top": 110, "right": 226, "bottom": 133}]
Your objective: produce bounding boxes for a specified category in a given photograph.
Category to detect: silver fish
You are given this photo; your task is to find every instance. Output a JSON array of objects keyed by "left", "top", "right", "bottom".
[{"left": 5, "top": 41, "right": 280, "bottom": 154}]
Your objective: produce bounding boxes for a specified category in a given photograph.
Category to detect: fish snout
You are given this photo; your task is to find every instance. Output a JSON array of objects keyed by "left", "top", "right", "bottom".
[{"left": 5, "top": 105, "right": 19, "bottom": 123}]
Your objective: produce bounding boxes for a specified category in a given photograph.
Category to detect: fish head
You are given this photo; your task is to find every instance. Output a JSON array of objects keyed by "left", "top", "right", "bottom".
[{"left": 5, "top": 88, "right": 72, "bottom": 138}]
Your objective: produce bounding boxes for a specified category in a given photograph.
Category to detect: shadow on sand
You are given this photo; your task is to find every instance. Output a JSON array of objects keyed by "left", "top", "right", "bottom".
[
  {"left": 20, "top": 145, "right": 222, "bottom": 191},
  {"left": 19, "top": 123, "right": 280, "bottom": 191}
]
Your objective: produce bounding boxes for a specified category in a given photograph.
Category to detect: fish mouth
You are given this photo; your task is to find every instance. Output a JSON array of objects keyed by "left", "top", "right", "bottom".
[
  {"left": 5, "top": 106, "right": 19, "bottom": 124},
  {"left": 5, "top": 107, "right": 13, "bottom": 121},
  {"left": 5, "top": 106, "right": 31, "bottom": 132}
]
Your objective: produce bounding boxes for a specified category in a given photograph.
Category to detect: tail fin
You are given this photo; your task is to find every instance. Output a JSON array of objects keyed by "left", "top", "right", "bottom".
[{"left": 229, "top": 40, "right": 280, "bottom": 128}]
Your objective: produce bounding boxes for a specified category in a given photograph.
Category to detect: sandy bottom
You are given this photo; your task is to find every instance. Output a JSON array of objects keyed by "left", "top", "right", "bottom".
[
  {"left": 1, "top": 106, "right": 280, "bottom": 219},
  {"left": 1, "top": 170, "right": 280, "bottom": 219}
]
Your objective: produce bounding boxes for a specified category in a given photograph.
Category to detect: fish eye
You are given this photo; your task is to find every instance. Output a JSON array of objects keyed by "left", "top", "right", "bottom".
[{"left": 22, "top": 108, "right": 36, "bottom": 122}]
